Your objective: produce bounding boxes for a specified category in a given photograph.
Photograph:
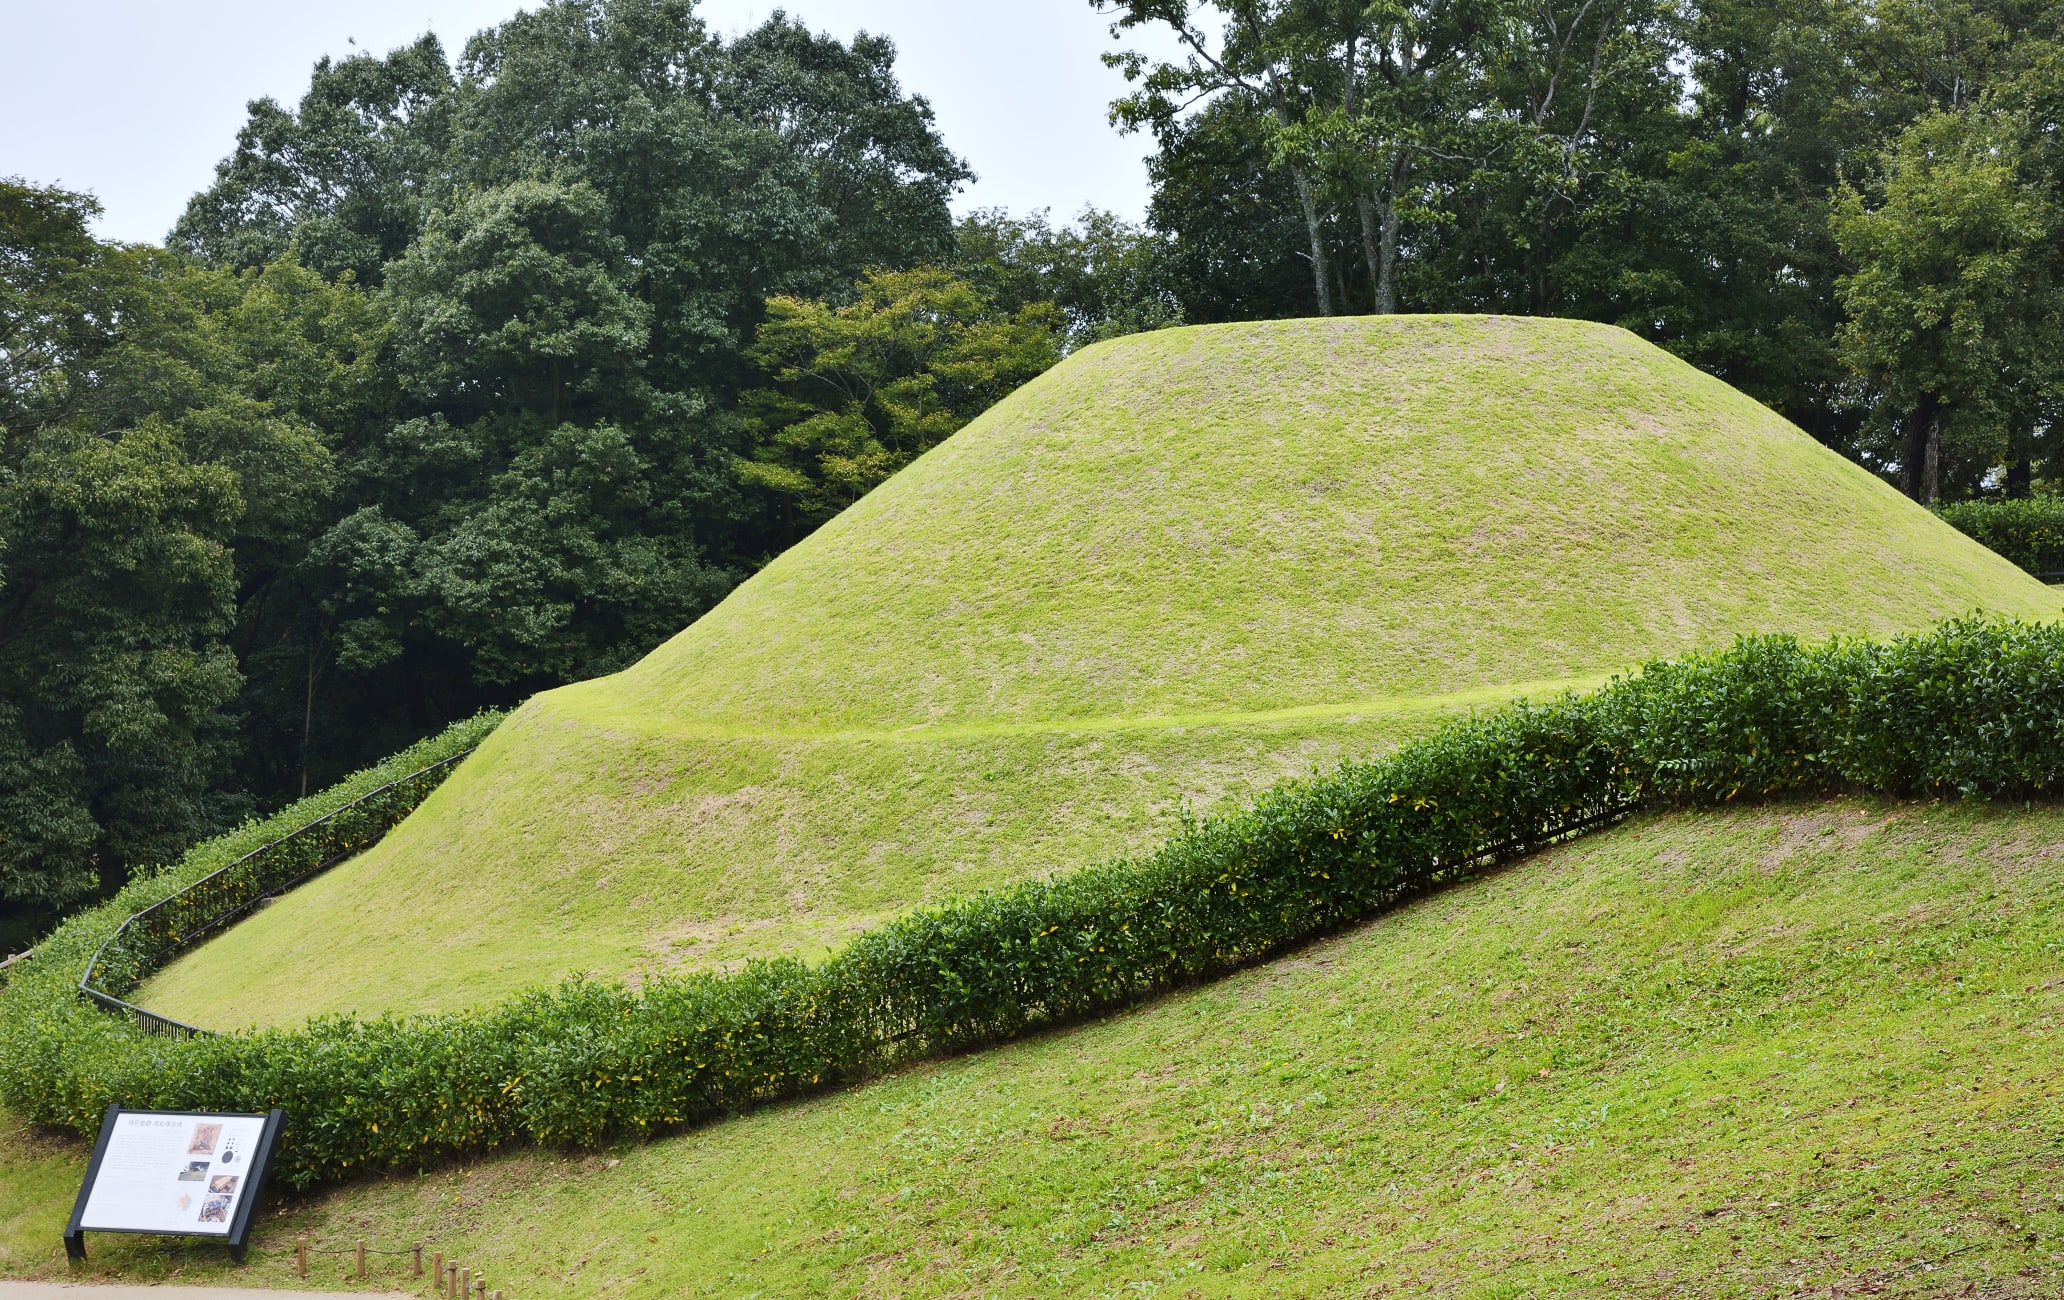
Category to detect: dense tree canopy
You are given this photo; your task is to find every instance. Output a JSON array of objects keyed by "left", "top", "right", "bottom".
[
  {"left": 0, "top": 182, "right": 378, "bottom": 911},
  {"left": 1834, "top": 105, "right": 2061, "bottom": 502},
  {"left": 2, "top": 0, "right": 979, "bottom": 919},
  {"left": 174, "top": 0, "right": 974, "bottom": 813},
  {"left": 736, "top": 266, "right": 1063, "bottom": 542}
]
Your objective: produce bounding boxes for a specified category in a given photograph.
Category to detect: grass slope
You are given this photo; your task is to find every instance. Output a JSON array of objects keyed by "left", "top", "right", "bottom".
[
  {"left": 144, "top": 315, "right": 2059, "bottom": 1026},
  {"left": 17, "top": 800, "right": 2064, "bottom": 1295}
]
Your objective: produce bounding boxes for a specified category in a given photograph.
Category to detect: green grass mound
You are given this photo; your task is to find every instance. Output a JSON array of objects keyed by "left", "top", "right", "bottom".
[
  {"left": 21, "top": 799, "right": 2064, "bottom": 1294},
  {"left": 142, "top": 315, "right": 2057, "bottom": 1027}
]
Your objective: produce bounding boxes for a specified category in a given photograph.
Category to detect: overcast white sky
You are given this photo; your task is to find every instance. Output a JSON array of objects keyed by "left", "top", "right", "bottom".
[{"left": 1, "top": 1, "right": 1184, "bottom": 246}]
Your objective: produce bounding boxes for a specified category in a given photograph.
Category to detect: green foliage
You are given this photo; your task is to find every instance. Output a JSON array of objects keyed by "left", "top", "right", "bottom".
[
  {"left": 387, "top": 180, "right": 649, "bottom": 422},
  {"left": 735, "top": 267, "right": 1062, "bottom": 538},
  {"left": 1833, "top": 104, "right": 2063, "bottom": 501},
  {"left": 1940, "top": 495, "right": 2064, "bottom": 576},
  {"left": 162, "top": 0, "right": 978, "bottom": 807},
  {"left": 1599, "top": 618, "right": 2064, "bottom": 799},
  {"left": 328, "top": 175, "right": 733, "bottom": 687},
  {"left": 0, "top": 713, "right": 498, "bottom": 1133},
  {"left": 79, "top": 744, "right": 489, "bottom": 1008},
  {"left": 0, "top": 180, "right": 386, "bottom": 907},
  {"left": 169, "top": 35, "right": 454, "bottom": 284},
  {"left": 6, "top": 617, "right": 2064, "bottom": 1189},
  {"left": 953, "top": 208, "right": 1183, "bottom": 348}
]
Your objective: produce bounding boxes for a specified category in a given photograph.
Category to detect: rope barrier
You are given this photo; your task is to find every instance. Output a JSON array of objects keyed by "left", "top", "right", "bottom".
[{"left": 291, "top": 1235, "right": 504, "bottom": 1298}]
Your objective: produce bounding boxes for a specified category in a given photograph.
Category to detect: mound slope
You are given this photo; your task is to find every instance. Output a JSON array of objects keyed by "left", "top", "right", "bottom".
[
  {"left": 144, "top": 315, "right": 2058, "bottom": 1025},
  {"left": 32, "top": 800, "right": 2064, "bottom": 1292}
]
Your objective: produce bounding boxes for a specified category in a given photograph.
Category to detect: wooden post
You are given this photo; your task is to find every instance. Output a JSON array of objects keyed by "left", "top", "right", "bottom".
[
  {"left": 474, "top": 1281, "right": 487, "bottom": 1300},
  {"left": 296, "top": 1235, "right": 308, "bottom": 1279},
  {"left": 356, "top": 1239, "right": 366, "bottom": 1279},
  {"left": 460, "top": 1265, "right": 471, "bottom": 1300},
  {"left": 413, "top": 1243, "right": 424, "bottom": 1277},
  {"left": 433, "top": 1252, "right": 444, "bottom": 1293}
]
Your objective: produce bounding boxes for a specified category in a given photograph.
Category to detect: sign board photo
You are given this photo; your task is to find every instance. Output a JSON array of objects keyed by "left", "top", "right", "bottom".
[{"left": 65, "top": 1106, "right": 285, "bottom": 1262}]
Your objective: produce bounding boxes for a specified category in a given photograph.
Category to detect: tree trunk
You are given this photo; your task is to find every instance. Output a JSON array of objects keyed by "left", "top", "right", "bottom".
[
  {"left": 1924, "top": 420, "right": 1940, "bottom": 506},
  {"left": 1357, "top": 190, "right": 1402, "bottom": 315},
  {"left": 1903, "top": 392, "right": 1941, "bottom": 503},
  {"left": 1357, "top": 192, "right": 1383, "bottom": 313},
  {"left": 2007, "top": 457, "right": 2032, "bottom": 498},
  {"left": 1357, "top": 159, "right": 1405, "bottom": 315},
  {"left": 299, "top": 646, "right": 318, "bottom": 799},
  {"left": 1288, "top": 161, "right": 1334, "bottom": 316},
  {"left": 1378, "top": 191, "right": 1400, "bottom": 315}
]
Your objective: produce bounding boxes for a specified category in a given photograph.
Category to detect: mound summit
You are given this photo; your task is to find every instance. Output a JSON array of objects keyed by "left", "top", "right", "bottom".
[{"left": 143, "top": 314, "right": 2058, "bottom": 1025}]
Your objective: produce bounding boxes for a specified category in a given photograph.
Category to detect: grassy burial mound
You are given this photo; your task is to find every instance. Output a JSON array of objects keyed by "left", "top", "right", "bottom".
[{"left": 141, "top": 314, "right": 2058, "bottom": 1027}]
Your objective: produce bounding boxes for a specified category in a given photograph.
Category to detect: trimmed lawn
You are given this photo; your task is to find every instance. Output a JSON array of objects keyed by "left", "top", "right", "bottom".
[{"left": 23, "top": 799, "right": 2064, "bottom": 1296}]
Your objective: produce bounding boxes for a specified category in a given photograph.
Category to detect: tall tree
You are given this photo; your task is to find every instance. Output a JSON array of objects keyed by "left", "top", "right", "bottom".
[
  {"left": 1, "top": 181, "right": 372, "bottom": 908},
  {"left": 736, "top": 266, "right": 1062, "bottom": 544},
  {"left": 1101, "top": 0, "right": 1678, "bottom": 319},
  {"left": 1834, "top": 101, "right": 2061, "bottom": 502},
  {"left": 1141, "top": 97, "right": 1324, "bottom": 323},
  {"left": 178, "top": 0, "right": 975, "bottom": 797},
  {"left": 1102, "top": 0, "right": 1358, "bottom": 314},
  {"left": 170, "top": 36, "right": 455, "bottom": 284},
  {"left": 1275, "top": 0, "right": 1503, "bottom": 314}
]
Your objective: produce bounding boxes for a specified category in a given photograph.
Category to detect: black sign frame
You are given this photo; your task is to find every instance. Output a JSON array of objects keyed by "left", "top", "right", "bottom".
[{"left": 65, "top": 1105, "right": 286, "bottom": 1263}]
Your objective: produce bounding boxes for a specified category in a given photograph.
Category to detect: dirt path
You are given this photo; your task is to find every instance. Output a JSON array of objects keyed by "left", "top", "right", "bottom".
[{"left": 0, "top": 1286, "right": 403, "bottom": 1298}]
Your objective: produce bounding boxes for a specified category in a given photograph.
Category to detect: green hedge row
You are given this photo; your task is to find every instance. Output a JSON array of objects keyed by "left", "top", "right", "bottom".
[
  {"left": 5, "top": 617, "right": 2064, "bottom": 1188},
  {"left": 1940, "top": 498, "right": 2064, "bottom": 578},
  {"left": 0, "top": 713, "right": 503, "bottom": 1137}
]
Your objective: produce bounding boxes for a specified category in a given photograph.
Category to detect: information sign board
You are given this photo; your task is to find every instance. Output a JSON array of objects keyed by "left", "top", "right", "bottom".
[{"left": 65, "top": 1105, "right": 284, "bottom": 1262}]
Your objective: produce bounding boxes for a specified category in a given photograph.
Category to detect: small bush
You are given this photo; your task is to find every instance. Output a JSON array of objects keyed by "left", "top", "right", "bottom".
[
  {"left": 5, "top": 619, "right": 2064, "bottom": 1189},
  {"left": 1940, "top": 498, "right": 2064, "bottom": 578}
]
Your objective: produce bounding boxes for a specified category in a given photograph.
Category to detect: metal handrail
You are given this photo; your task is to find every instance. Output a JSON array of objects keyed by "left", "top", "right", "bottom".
[{"left": 77, "top": 750, "right": 473, "bottom": 1038}]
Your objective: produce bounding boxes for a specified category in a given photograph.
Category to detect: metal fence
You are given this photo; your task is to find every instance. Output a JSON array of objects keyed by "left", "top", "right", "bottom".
[{"left": 76, "top": 751, "right": 473, "bottom": 1038}]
